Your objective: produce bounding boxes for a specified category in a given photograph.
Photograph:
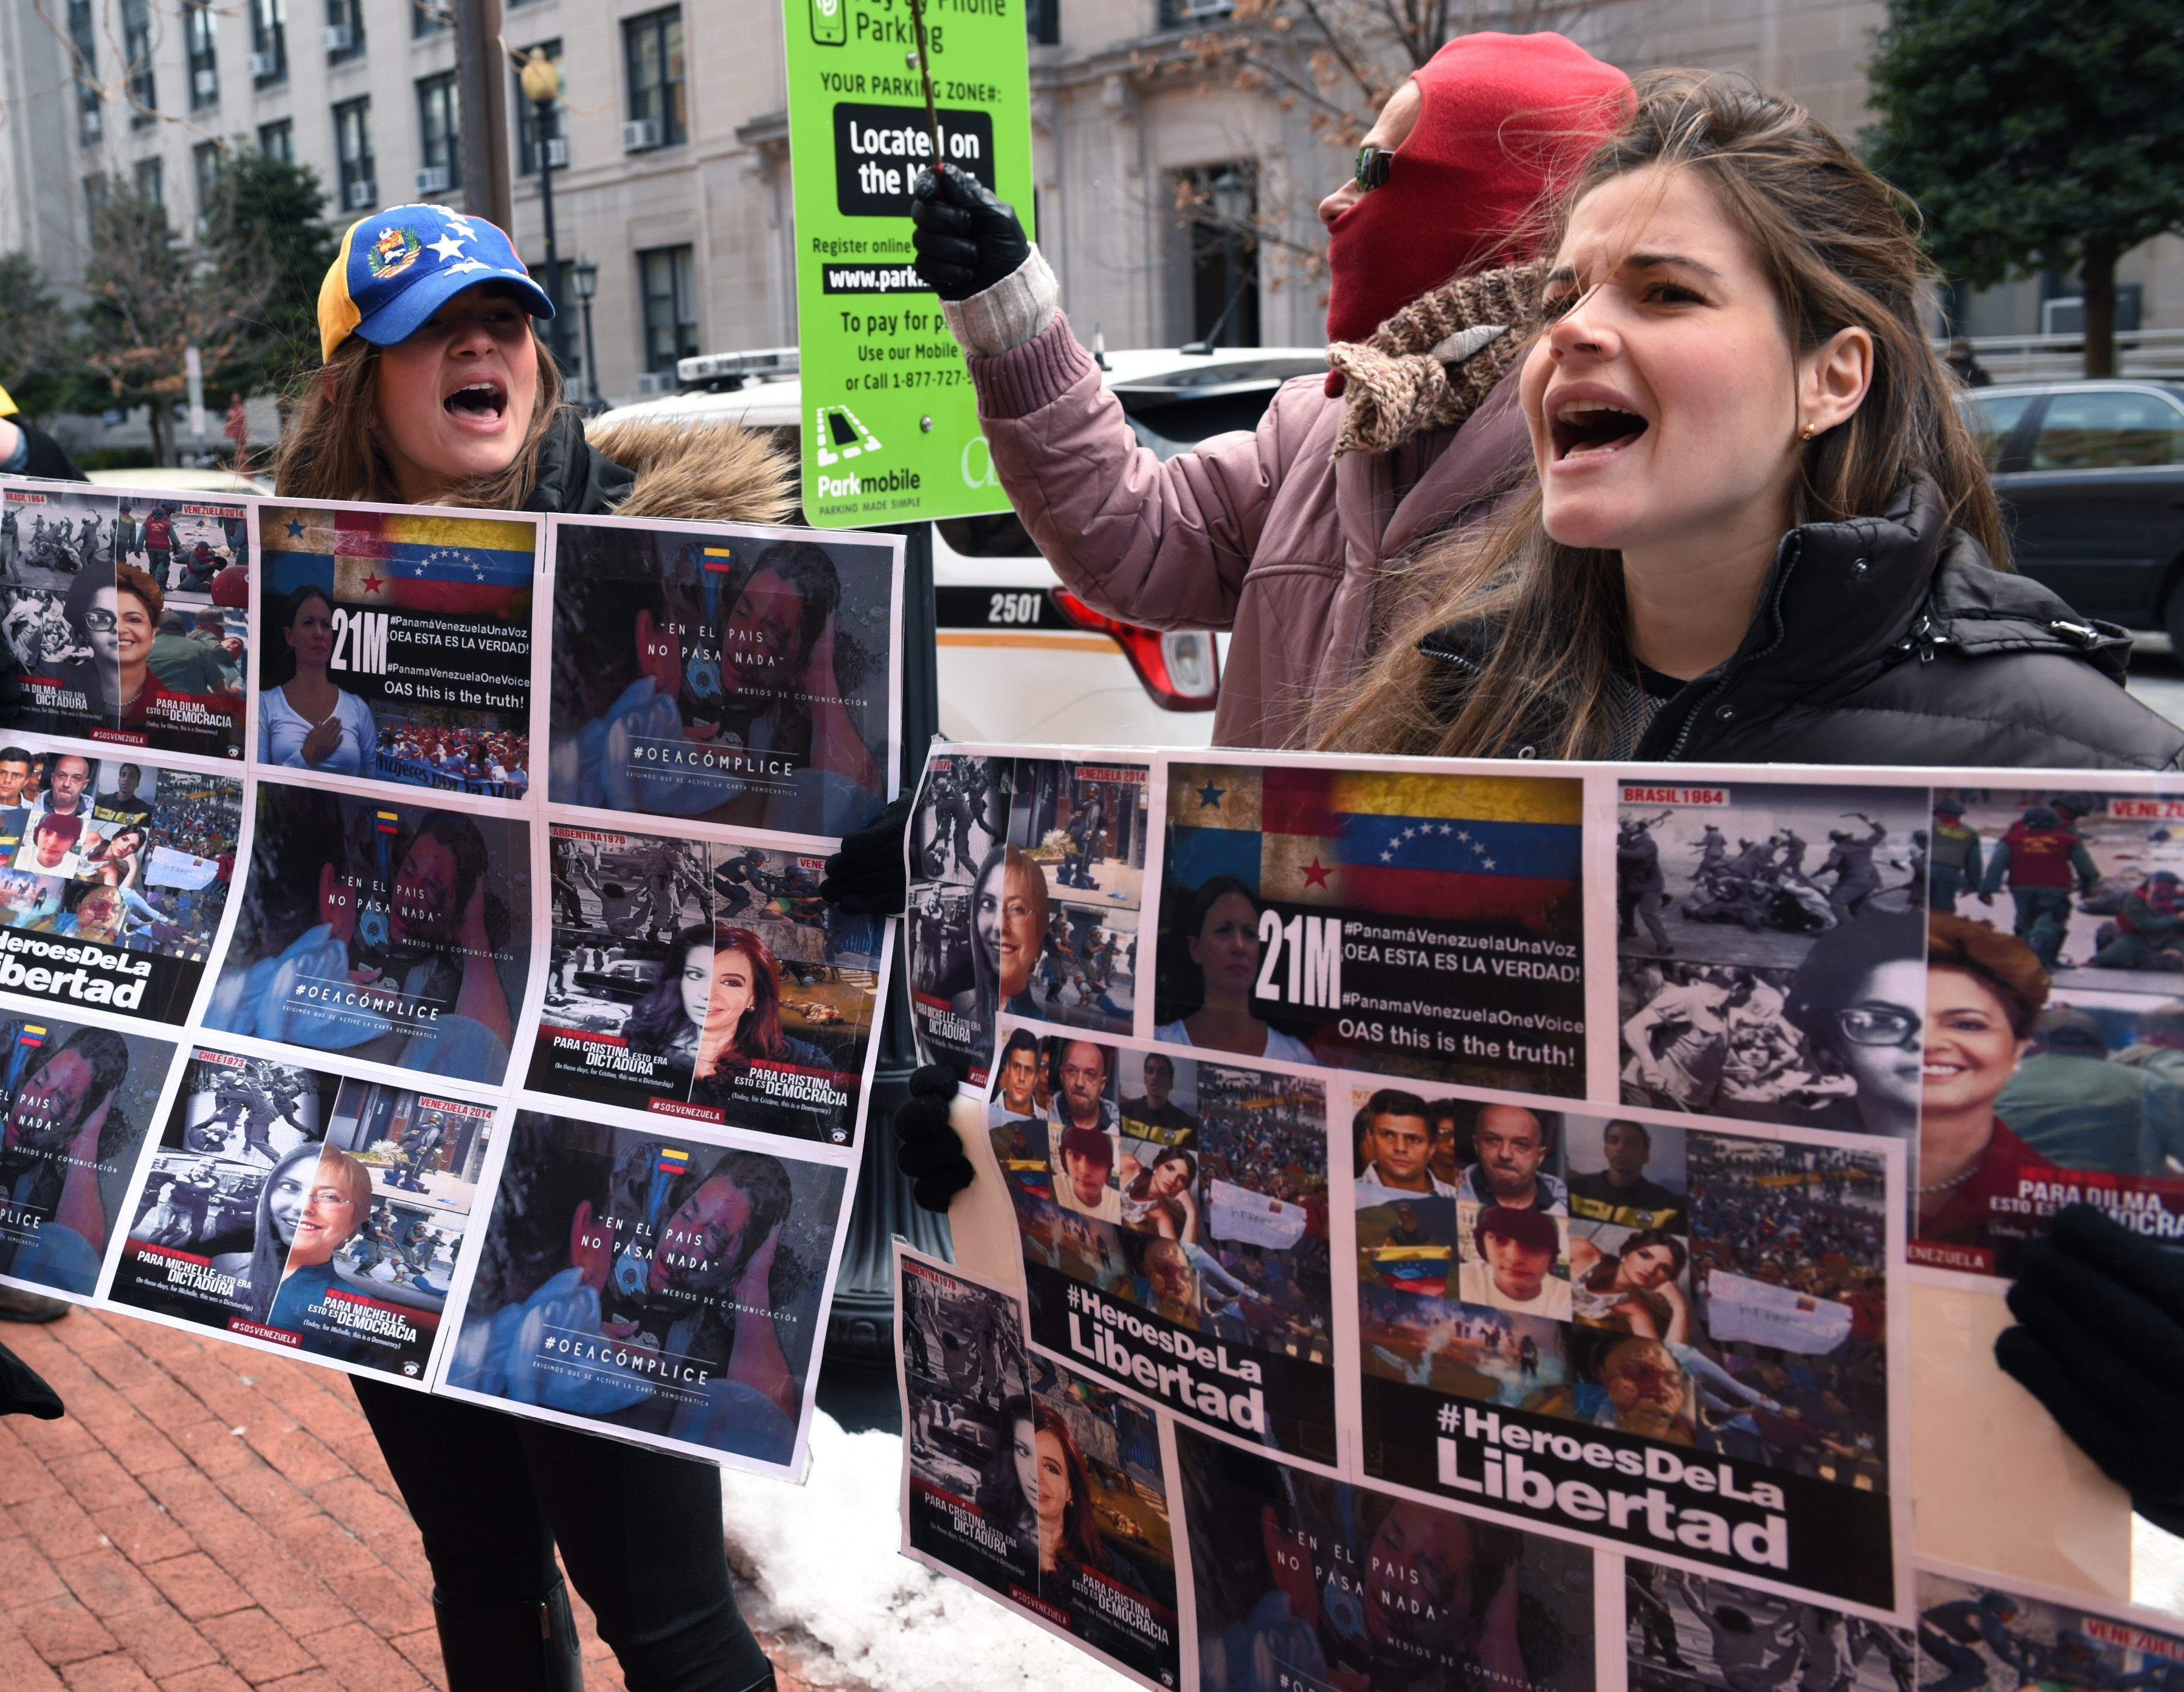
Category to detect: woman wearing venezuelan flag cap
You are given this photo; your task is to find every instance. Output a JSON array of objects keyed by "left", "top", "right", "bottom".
[{"left": 282, "top": 202, "right": 789, "bottom": 1692}]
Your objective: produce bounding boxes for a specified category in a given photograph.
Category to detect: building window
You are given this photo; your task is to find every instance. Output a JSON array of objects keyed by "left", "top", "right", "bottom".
[
  {"left": 252, "top": 0, "right": 288, "bottom": 86},
  {"left": 325, "top": 0, "right": 365, "bottom": 63},
  {"left": 1174, "top": 163, "right": 1260, "bottom": 348},
  {"left": 122, "top": 0, "right": 157, "bottom": 123},
  {"left": 1027, "top": 0, "right": 1060, "bottom": 45},
  {"left": 84, "top": 173, "right": 109, "bottom": 226},
  {"left": 259, "top": 119, "right": 294, "bottom": 161},
  {"left": 416, "top": 72, "right": 461, "bottom": 195},
  {"left": 1157, "top": 0, "right": 1232, "bottom": 22},
  {"left": 334, "top": 97, "right": 376, "bottom": 212},
  {"left": 411, "top": 0, "right": 451, "bottom": 37},
  {"left": 135, "top": 156, "right": 165, "bottom": 207},
  {"left": 515, "top": 40, "right": 565, "bottom": 173},
  {"left": 66, "top": 0, "right": 101, "bottom": 145},
  {"left": 637, "top": 244, "right": 698, "bottom": 373},
  {"left": 185, "top": 1, "right": 219, "bottom": 108},
  {"left": 193, "top": 141, "right": 224, "bottom": 227},
  {"left": 623, "top": 9, "right": 686, "bottom": 148}
]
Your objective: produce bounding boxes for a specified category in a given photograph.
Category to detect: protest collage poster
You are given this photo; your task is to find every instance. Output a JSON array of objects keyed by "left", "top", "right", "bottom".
[
  {"left": 0, "top": 470, "right": 904, "bottom": 1478},
  {"left": 0, "top": 482, "right": 248, "bottom": 757},
  {"left": 900, "top": 741, "right": 2184, "bottom": 1692},
  {"left": 418, "top": 509, "right": 905, "bottom": 1469}
]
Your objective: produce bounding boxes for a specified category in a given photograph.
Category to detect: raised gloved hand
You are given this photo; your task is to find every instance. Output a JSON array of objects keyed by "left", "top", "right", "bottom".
[
  {"left": 910, "top": 165, "right": 1031, "bottom": 302},
  {"left": 820, "top": 793, "right": 911, "bottom": 916},
  {"left": 895, "top": 1063, "right": 974, "bottom": 1212},
  {"left": 1994, "top": 1203, "right": 2184, "bottom": 1534}
]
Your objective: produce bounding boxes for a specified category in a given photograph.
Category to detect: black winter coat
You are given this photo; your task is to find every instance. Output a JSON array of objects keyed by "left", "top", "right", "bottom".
[
  {"left": 1420, "top": 480, "right": 2184, "bottom": 770},
  {"left": 522, "top": 407, "right": 635, "bottom": 516}
]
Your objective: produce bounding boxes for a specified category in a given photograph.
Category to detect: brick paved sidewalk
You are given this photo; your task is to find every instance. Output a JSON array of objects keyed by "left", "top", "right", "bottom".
[{"left": 0, "top": 1305, "right": 817, "bottom": 1691}]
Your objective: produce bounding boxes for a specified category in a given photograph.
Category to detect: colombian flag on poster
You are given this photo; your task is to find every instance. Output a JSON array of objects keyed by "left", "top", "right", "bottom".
[
  {"left": 261, "top": 504, "right": 537, "bottom": 619},
  {"left": 1168, "top": 764, "right": 1581, "bottom": 928}
]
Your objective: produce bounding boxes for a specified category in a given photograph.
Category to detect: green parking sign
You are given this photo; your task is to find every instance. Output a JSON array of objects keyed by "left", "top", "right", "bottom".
[{"left": 783, "top": 0, "right": 1034, "bottom": 528}]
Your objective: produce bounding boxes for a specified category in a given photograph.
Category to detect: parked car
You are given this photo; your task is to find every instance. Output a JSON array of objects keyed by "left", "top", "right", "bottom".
[
  {"left": 595, "top": 343, "right": 1329, "bottom": 745},
  {"left": 1961, "top": 380, "right": 2184, "bottom": 640}
]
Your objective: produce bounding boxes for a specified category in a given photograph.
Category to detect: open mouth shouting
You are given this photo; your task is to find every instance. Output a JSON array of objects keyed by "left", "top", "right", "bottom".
[
  {"left": 443, "top": 376, "right": 510, "bottom": 430},
  {"left": 1548, "top": 388, "right": 1651, "bottom": 463}
]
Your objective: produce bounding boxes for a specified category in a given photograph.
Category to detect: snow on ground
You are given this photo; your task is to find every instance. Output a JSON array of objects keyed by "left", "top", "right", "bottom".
[
  {"left": 721, "top": 1412, "right": 1135, "bottom": 1692},
  {"left": 2136, "top": 1513, "right": 2184, "bottom": 1621}
]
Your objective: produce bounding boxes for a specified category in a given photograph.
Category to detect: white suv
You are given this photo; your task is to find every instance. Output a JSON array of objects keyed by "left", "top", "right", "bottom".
[{"left": 594, "top": 343, "right": 1327, "bottom": 747}]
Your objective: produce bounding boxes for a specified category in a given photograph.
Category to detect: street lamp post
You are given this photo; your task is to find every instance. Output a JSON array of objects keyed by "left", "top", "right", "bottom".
[
  {"left": 572, "top": 258, "right": 602, "bottom": 410},
  {"left": 519, "top": 49, "right": 571, "bottom": 370}
]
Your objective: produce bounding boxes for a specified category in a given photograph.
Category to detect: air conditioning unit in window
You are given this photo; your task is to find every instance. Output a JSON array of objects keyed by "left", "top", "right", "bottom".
[
  {"left": 635, "top": 371, "right": 677, "bottom": 394},
  {"left": 322, "top": 23, "right": 352, "bottom": 51},
  {"left": 247, "top": 50, "right": 279, "bottom": 77},
  {"left": 415, "top": 165, "right": 450, "bottom": 193},
  {"left": 620, "top": 117, "right": 662, "bottom": 152},
  {"left": 345, "top": 179, "right": 375, "bottom": 210},
  {"left": 544, "top": 137, "right": 568, "bottom": 168},
  {"left": 81, "top": 109, "right": 101, "bottom": 139},
  {"left": 1179, "top": 0, "right": 1234, "bottom": 15},
  {"left": 193, "top": 69, "right": 217, "bottom": 98}
]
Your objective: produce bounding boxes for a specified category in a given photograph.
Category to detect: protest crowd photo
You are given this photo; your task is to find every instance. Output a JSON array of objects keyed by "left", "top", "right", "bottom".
[{"left": 0, "top": 5, "right": 2180, "bottom": 1692}]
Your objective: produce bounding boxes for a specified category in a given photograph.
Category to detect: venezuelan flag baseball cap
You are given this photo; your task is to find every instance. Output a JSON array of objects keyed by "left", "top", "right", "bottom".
[{"left": 317, "top": 203, "right": 555, "bottom": 363}]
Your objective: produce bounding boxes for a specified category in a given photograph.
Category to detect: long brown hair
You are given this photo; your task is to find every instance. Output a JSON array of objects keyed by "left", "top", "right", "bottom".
[
  {"left": 272, "top": 310, "right": 566, "bottom": 507},
  {"left": 1317, "top": 71, "right": 2006, "bottom": 762}
]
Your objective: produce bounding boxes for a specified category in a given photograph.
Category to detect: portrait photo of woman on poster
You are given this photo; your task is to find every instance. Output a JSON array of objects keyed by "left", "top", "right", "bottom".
[
  {"left": 257, "top": 1145, "right": 377, "bottom": 1359},
  {"left": 257, "top": 584, "right": 378, "bottom": 776},
  {"left": 618, "top": 924, "right": 715, "bottom": 1081},
  {"left": 1157, "top": 874, "right": 1316, "bottom": 1064},
  {"left": 114, "top": 564, "right": 241, "bottom": 751},
  {"left": 950, "top": 843, "right": 1050, "bottom": 1035},
  {"left": 689, "top": 925, "right": 827, "bottom": 1093},
  {"left": 1912, "top": 913, "right": 2050, "bottom": 1262},
  {"left": 82, "top": 823, "right": 148, "bottom": 892}
]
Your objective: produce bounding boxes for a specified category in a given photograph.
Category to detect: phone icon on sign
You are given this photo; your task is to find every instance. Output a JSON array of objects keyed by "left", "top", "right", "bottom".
[{"left": 810, "top": 0, "right": 846, "bottom": 46}]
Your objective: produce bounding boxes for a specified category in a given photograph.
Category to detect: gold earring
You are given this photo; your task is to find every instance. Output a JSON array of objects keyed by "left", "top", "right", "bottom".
[{"left": 1799, "top": 423, "right": 1818, "bottom": 441}]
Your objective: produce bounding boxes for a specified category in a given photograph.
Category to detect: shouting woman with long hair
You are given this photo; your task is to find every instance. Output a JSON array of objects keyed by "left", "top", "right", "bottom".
[
  {"left": 1317, "top": 74, "right": 2182, "bottom": 770},
  {"left": 283, "top": 202, "right": 792, "bottom": 1692}
]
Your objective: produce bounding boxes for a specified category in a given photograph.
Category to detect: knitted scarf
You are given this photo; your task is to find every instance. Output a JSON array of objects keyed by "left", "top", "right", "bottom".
[{"left": 1327, "top": 261, "right": 1542, "bottom": 458}]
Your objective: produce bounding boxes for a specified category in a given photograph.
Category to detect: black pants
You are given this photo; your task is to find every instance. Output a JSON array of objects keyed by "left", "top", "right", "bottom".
[{"left": 353, "top": 1380, "right": 772, "bottom": 1692}]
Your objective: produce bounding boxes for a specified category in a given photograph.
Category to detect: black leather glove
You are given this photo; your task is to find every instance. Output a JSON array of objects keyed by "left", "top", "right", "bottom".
[
  {"left": 1995, "top": 1203, "right": 2184, "bottom": 1534},
  {"left": 820, "top": 793, "right": 911, "bottom": 916},
  {"left": 0, "top": 1339, "right": 63, "bottom": 1420},
  {"left": 910, "top": 164, "right": 1031, "bottom": 302},
  {"left": 894, "top": 1063, "right": 973, "bottom": 1212}
]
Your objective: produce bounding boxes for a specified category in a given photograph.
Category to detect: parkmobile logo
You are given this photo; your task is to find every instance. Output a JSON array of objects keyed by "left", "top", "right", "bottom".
[{"left": 813, "top": 404, "right": 921, "bottom": 500}]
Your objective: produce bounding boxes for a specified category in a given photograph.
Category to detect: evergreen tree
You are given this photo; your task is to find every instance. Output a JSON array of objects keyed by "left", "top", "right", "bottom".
[
  {"left": 201, "top": 148, "right": 339, "bottom": 398},
  {"left": 0, "top": 254, "right": 74, "bottom": 419},
  {"left": 1865, "top": 0, "right": 2184, "bottom": 377}
]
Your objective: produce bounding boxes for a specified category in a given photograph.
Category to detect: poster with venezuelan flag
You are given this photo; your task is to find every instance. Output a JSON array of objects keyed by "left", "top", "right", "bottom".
[
  {"left": 257, "top": 502, "right": 541, "bottom": 799},
  {"left": 1159, "top": 762, "right": 1586, "bottom": 1096}
]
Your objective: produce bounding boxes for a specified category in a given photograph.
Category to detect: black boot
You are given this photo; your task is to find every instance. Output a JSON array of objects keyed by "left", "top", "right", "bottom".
[{"left": 432, "top": 1578, "right": 584, "bottom": 1692}]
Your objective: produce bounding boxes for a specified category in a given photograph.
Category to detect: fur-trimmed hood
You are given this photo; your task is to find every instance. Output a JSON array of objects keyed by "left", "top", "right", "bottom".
[{"left": 525, "top": 406, "right": 797, "bottom": 523}]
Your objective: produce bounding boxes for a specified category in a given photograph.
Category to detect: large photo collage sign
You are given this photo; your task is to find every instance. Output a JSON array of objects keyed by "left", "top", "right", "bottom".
[
  {"left": 0, "top": 473, "right": 904, "bottom": 1478},
  {"left": 899, "top": 743, "right": 2184, "bottom": 1687}
]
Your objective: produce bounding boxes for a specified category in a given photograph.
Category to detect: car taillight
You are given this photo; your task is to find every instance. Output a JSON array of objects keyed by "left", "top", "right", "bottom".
[{"left": 1049, "top": 590, "right": 1220, "bottom": 711}]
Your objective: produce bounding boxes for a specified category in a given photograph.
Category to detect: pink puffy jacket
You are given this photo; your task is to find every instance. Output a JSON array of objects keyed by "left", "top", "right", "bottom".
[{"left": 970, "top": 311, "right": 1533, "bottom": 750}]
